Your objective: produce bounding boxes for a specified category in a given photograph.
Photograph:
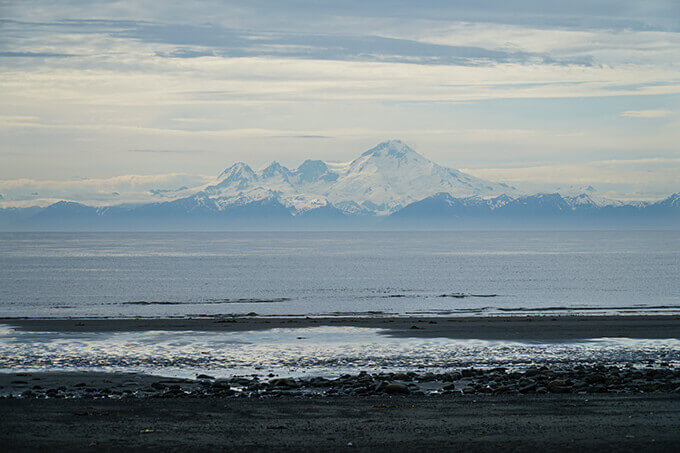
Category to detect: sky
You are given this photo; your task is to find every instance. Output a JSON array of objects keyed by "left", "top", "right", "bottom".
[{"left": 1, "top": 0, "right": 679, "bottom": 206}]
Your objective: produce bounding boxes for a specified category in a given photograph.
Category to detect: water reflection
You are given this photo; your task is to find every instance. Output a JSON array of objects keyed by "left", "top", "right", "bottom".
[{"left": 1, "top": 325, "right": 679, "bottom": 378}]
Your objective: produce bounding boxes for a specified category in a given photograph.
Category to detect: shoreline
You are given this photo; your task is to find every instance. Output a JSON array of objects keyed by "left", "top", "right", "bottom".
[
  {"left": 3, "top": 394, "right": 679, "bottom": 451},
  {"left": 3, "top": 314, "right": 680, "bottom": 341},
  {"left": 2, "top": 364, "right": 679, "bottom": 398},
  {"left": 2, "top": 370, "right": 680, "bottom": 451}
]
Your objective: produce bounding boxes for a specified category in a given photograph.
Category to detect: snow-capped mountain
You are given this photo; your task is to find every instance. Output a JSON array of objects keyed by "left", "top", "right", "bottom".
[
  {"left": 386, "top": 191, "right": 680, "bottom": 229},
  {"left": 654, "top": 192, "right": 680, "bottom": 208},
  {"left": 1, "top": 141, "right": 678, "bottom": 231},
  {"left": 203, "top": 140, "right": 517, "bottom": 215},
  {"left": 555, "top": 185, "right": 623, "bottom": 208}
]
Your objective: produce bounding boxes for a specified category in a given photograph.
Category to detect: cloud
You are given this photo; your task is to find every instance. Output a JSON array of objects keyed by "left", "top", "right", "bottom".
[
  {"left": 2, "top": 19, "right": 593, "bottom": 67},
  {"left": 128, "top": 149, "right": 205, "bottom": 153},
  {"left": 620, "top": 109, "right": 673, "bottom": 118},
  {"left": 0, "top": 51, "right": 76, "bottom": 58},
  {"left": 269, "top": 135, "right": 334, "bottom": 139},
  {"left": 155, "top": 49, "right": 215, "bottom": 59},
  {"left": 0, "top": 174, "right": 212, "bottom": 207},
  {"left": 464, "top": 157, "right": 680, "bottom": 200},
  {"left": 1, "top": 0, "right": 679, "bottom": 196}
]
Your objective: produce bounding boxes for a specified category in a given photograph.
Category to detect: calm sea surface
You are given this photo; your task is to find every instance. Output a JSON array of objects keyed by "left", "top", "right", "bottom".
[{"left": 0, "top": 231, "right": 678, "bottom": 318}]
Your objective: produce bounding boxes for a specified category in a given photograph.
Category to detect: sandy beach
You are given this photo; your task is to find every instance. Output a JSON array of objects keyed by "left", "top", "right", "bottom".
[
  {"left": 2, "top": 315, "right": 680, "bottom": 450},
  {"left": 3, "top": 314, "right": 680, "bottom": 341},
  {"left": 2, "top": 390, "right": 679, "bottom": 451}
]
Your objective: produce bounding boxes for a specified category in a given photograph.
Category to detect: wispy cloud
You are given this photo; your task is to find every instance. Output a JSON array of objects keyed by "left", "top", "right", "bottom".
[
  {"left": 270, "top": 135, "right": 334, "bottom": 139},
  {"left": 128, "top": 149, "right": 205, "bottom": 154},
  {"left": 4, "top": 19, "right": 593, "bottom": 67},
  {"left": 0, "top": 51, "right": 76, "bottom": 58},
  {"left": 620, "top": 109, "right": 673, "bottom": 118},
  {"left": 464, "top": 157, "right": 680, "bottom": 201},
  {"left": 0, "top": 174, "right": 212, "bottom": 207},
  {"left": 1, "top": 0, "right": 679, "bottom": 196}
]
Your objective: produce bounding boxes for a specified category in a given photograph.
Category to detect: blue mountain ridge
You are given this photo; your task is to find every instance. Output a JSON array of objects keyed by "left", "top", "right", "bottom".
[{"left": 1, "top": 191, "right": 678, "bottom": 231}]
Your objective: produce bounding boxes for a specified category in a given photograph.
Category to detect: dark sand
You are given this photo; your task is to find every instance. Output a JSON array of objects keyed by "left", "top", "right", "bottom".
[
  {"left": 3, "top": 316, "right": 680, "bottom": 450},
  {"left": 3, "top": 315, "right": 680, "bottom": 341},
  {"left": 2, "top": 392, "right": 679, "bottom": 452},
  {"left": 5, "top": 316, "right": 680, "bottom": 452}
]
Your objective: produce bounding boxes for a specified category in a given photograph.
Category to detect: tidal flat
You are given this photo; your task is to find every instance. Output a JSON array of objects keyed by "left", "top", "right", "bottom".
[{"left": 2, "top": 315, "right": 680, "bottom": 450}]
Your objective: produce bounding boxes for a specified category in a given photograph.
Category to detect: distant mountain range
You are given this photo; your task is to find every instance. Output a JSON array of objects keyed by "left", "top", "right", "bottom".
[
  {"left": 205, "top": 139, "right": 518, "bottom": 215},
  {"left": 1, "top": 140, "right": 678, "bottom": 230}
]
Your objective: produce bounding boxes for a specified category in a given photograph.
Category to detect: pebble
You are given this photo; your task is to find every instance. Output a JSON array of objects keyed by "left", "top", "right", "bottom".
[
  {"left": 5, "top": 364, "right": 680, "bottom": 400},
  {"left": 384, "top": 383, "right": 409, "bottom": 395}
]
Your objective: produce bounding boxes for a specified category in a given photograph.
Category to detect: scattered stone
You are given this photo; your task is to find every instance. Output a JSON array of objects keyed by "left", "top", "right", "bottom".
[
  {"left": 3, "top": 364, "right": 679, "bottom": 399},
  {"left": 271, "top": 378, "right": 298, "bottom": 389},
  {"left": 461, "top": 369, "right": 476, "bottom": 378},
  {"left": 548, "top": 379, "right": 567, "bottom": 389},
  {"left": 525, "top": 368, "right": 540, "bottom": 377},
  {"left": 384, "top": 383, "right": 409, "bottom": 395},
  {"left": 519, "top": 383, "right": 537, "bottom": 393},
  {"left": 211, "top": 380, "right": 231, "bottom": 390}
]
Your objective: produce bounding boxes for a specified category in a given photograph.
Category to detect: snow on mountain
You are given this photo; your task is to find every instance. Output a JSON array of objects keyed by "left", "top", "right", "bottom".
[
  {"left": 201, "top": 140, "right": 519, "bottom": 215},
  {"left": 654, "top": 193, "right": 680, "bottom": 208},
  {"left": 323, "top": 140, "right": 517, "bottom": 214},
  {"left": 215, "top": 162, "right": 258, "bottom": 189},
  {"left": 211, "top": 187, "right": 280, "bottom": 209},
  {"left": 487, "top": 194, "right": 515, "bottom": 209},
  {"left": 557, "top": 185, "right": 623, "bottom": 208},
  {"left": 563, "top": 193, "right": 608, "bottom": 209},
  {"left": 283, "top": 195, "right": 333, "bottom": 214},
  {"left": 293, "top": 160, "right": 339, "bottom": 184}
]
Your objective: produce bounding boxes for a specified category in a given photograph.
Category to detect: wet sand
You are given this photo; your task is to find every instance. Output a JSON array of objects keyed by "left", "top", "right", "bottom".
[
  {"left": 2, "top": 314, "right": 680, "bottom": 451},
  {"left": 3, "top": 315, "right": 680, "bottom": 341},
  {"left": 2, "top": 392, "right": 679, "bottom": 451}
]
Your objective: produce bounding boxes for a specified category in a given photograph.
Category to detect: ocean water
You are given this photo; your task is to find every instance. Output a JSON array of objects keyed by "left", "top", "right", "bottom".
[
  {"left": 0, "top": 231, "right": 678, "bottom": 318},
  {"left": 2, "top": 324, "right": 679, "bottom": 377}
]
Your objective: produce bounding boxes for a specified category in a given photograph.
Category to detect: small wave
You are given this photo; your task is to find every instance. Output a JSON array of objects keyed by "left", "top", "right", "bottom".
[
  {"left": 321, "top": 310, "right": 399, "bottom": 317},
  {"left": 406, "top": 308, "right": 493, "bottom": 315},
  {"left": 206, "top": 298, "right": 291, "bottom": 304},
  {"left": 496, "top": 305, "right": 680, "bottom": 312},
  {"left": 381, "top": 293, "right": 500, "bottom": 299},
  {"left": 123, "top": 301, "right": 181, "bottom": 305},
  {"left": 123, "top": 298, "right": 290, "bottom": 306}
]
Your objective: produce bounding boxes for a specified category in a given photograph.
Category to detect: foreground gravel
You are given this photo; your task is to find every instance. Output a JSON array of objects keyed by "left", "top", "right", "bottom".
[
  {"left": 3, "top": 364, "right": 680, "bottom": 400},
  {"left": 2, "top": 393, "right": 679, "bottom": 451}
]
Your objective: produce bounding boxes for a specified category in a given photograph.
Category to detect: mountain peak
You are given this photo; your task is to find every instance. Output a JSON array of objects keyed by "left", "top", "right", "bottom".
[
  {"left": 360, "top": 139, "right": 419, "bottom": 159},
  {"left": 294, "top": 160, "right": 337, "bottom": 184},
  {"left": 203, "top": 141, "right": 519, "bottom": 215},
  {"left": 217, "top": 162, "right": 255, "bottom": 181},
  {"left": 261, "top": 161, "right": 291, "bottom": 179},
  {"left": 657, "top": 192, "right": 680, "bottom": 208}
]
